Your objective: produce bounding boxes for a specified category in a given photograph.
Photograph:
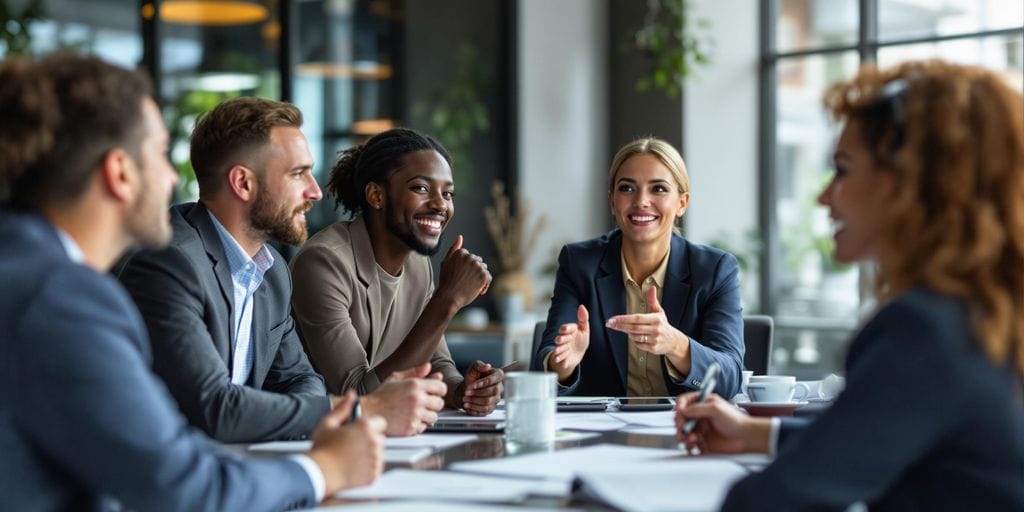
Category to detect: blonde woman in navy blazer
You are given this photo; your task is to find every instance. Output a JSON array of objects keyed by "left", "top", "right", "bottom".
[{"left": 532, "top": 138, "right": 744, "bottom": 397}]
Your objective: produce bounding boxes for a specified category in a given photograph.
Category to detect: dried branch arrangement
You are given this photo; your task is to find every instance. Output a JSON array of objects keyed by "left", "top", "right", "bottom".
[{"left": 484, "top": 181, "right": 547, "bottom": 273}]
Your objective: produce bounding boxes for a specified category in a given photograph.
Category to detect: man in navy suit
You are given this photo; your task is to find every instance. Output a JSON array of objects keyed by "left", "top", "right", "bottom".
[
  {"left": 119, "top": 98, "right": 447, "bottom": 441},
  {"left": 0, "top": 53, "right": 385, "bottom": 510}
]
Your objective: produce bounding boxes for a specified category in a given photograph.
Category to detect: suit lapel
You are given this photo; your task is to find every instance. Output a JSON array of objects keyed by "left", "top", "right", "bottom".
[
  {"left": 596, "top": 233, "right": 629, "bottom": 391},
  {"left": 662, "top": 234, "right": 692, "bottom": 330},
  {"left": 351, "top": 217, "right": 384, "bottom": 362},
  {"left": 250, "top": 285, "right": 269, "bottom": 387},
  {"left": 186, "top": 202, "right": 237, "bottom": 360}
]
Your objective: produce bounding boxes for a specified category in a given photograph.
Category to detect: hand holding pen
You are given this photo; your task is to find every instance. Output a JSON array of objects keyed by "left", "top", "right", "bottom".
[
  {"left": 460, "top": 360, "right": 515, "bottom": 415},
  {"left": 675, "top": 362, "right": 774, "bottom": 455},
  {"left": 680, "top": 362, "right": 720, "bottom": 436}
]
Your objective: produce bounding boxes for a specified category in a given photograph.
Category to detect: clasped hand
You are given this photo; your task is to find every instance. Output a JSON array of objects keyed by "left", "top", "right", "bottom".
[
  {"left": 455, "top": 360, "right": 504, "bottom": 415},
  {"left": 437, "top": 235, "right": 491, "bottom": 310},
  {"left": 360, "top": 363, "right": 447, "bottom": 437}
]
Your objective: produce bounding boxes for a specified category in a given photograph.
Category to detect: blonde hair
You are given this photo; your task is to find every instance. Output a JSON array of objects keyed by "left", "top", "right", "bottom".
[
  {"left": 607, "top": 137, "right": 690, "bottom": 195},
  {"left": 825, "top": 60, "right": 1024, "bottom": 376}
]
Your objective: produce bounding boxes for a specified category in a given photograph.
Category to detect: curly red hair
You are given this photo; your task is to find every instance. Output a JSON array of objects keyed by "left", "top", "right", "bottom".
[{"left": 825, "top": 60, "right": 1024, "bottom": 376}]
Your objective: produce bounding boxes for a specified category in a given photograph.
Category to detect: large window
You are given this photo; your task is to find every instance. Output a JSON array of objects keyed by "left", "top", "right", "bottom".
[{"left": 761, "top": 0, "right": 1024, "bottom": 379}]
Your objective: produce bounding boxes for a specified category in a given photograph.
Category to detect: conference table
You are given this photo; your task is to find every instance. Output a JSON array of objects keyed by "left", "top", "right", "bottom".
[{"left": 233, "top": 401, "right": 822, "bottom": 511}]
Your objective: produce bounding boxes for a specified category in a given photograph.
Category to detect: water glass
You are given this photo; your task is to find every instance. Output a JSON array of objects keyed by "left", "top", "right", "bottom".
[{"left": 504, "top": 372, "right": 556, "bottom": 445}]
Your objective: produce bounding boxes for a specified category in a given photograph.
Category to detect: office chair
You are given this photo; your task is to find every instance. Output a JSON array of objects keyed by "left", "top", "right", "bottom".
[
  {"left": 529, "top": 320, "right": 545, "bottom": 370},
  {"left": 742, "top": 315, "right": 774, "bottom": 375}
]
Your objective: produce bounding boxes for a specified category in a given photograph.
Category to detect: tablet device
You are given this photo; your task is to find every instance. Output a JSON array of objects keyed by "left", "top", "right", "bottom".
[
  {"left": 616, "top": 397, "right": 674, "bottom": 411},
  {"left": 425, "top": 420, "right": 505, "bottom": 433},
  {"left": 557, "top": 400, "right": 609, "bottom": 412}
]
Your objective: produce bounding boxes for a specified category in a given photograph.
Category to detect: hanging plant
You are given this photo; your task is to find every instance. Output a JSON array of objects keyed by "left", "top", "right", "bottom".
[{"left": 630, "top": 0, "right": 713, "bottom": 98}]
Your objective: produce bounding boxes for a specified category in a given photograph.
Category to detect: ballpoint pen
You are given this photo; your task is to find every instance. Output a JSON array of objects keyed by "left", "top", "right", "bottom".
[
  {"left": 680, "top": 361, "right": 721, "bottom": 436},
  {"left": 498, "top": 360, "right": 520, "bottom": 372}
]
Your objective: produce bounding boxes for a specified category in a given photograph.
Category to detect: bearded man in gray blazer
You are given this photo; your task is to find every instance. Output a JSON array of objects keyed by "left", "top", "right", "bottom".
[{"left": 120, "top": 98, "right": 446, "bottom": 442}]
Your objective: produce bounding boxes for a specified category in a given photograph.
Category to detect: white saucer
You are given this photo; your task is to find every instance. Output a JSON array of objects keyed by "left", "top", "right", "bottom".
[
  {"left": 739, "top": 400, "right": 808, "bottom": 408},
  {"left": 737, "top": 401, "right": 809, "bottom": 417}
]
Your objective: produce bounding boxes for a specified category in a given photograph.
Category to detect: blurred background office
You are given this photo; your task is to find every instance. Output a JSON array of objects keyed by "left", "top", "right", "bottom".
[{"left": 2, "top": 0, "right": 1020, "bottom": 379}]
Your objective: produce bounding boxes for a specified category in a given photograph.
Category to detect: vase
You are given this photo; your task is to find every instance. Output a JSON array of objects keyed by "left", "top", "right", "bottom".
[{"left": 491, "top": 269, "right": 535, "bottom": 313}]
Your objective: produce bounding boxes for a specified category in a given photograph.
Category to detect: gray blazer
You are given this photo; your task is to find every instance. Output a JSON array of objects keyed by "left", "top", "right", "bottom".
[
  {"left": 120, "top": 202, "right": 330, "bottom": 443},
  {"left": 0, "top": 212, "right": 315, "bottom": 510}
]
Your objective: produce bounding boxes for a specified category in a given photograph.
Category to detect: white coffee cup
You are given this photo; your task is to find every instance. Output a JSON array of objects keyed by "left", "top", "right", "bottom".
[
  {"left": 741, "top": 370, "right": 754, "bottom": 395},
  {"left": 504, "top": 372, "right": 556, "bottom": 445},
  {"left": 746, "top": 375, "right": 796, "bottom": 403},
  {"left": 792, "top": 380, "right": 819, "bottom": 400}
]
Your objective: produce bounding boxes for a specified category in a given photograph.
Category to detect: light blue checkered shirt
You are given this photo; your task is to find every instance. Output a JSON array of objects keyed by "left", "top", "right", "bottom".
[{"left": 207, "top": 211, "right": 274, "bottom": 385}]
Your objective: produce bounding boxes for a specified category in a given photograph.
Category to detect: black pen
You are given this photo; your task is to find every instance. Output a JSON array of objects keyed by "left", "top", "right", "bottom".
[{"left": 680, "top": 361, "right": 721, "bottom": 436}]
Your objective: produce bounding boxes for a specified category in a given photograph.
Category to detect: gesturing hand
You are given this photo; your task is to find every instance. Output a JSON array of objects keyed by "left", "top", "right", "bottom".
[
  {"left": 458, "top": 360, "right": 504, "bottom": 415},
  {"left": 606, "top": 285, "right": 689, "bottom": 357},
  {"left": 549, "top": 305, "right": 590, "bottom": 381},
  {"left": 437, "top": 235, "right": 492, "bottom": 310}
]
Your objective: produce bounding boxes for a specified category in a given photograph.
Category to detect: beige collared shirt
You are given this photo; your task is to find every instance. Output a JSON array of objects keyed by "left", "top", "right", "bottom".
[{"left": 622, "top": 248, "right": 681, "bottom": 396}]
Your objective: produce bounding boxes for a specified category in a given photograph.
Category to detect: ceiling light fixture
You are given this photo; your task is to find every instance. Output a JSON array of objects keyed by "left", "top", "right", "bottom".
[{"left": 158, "top": 1, "right": 269, "bottom": 26}]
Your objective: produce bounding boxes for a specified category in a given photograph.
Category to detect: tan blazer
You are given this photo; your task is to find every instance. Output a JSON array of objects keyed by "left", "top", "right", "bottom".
[{"left": 289, "top": 217, "right": 460, "bottom": 394}]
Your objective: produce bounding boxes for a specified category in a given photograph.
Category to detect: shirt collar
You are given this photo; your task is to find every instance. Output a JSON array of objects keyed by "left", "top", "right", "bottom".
[
  {"left": 55, "top": 227, "right": 85, "bottom": 264},
  {"left": 620, "top": 244, "right": 671, "bottom": 290},
  {"left": 207, "top": 210, "right": 274, "bottom": 280}
]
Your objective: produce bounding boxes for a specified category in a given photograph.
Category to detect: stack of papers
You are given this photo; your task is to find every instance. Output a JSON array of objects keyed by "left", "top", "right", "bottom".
[
  {"left": 247, "top": 433, "right": 478, "bottom": 465},
  {"left": 337, "top": 469, "right": 569, "bottom": 502},
  {"left": 449, "top": 444, "right": 684, "bottom": 482},
  {"left": 433, "top": 409, "right": 506, "bottom": 423},
  {"left": 573, "top": 458, "right": 749, "bottom": 512}
]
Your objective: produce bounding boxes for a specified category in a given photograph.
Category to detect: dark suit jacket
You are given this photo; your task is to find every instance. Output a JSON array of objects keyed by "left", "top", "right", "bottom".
[
  {"left": 0, "top": 212, "right": 315, "bottom": 510},
  {"left": 120, "top": 202, "right": 330, "bottom": 443},
  {"left": 723, "top": 289, "right": 1024, "bottom": 511},
  {"left": 533, "top": 230, "right": 745, "bottom": 397}
]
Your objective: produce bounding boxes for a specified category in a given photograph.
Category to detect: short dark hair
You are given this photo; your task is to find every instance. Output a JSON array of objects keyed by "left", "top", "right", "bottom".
[
  {"left": 189, "top": 97, "right": 303, "bottom": 198},
  {"left": 0, "top": 53, "right": 153, "bottom": 209},
  {"left": 327, "top": 127, "right": 452, "bottom": 216}
]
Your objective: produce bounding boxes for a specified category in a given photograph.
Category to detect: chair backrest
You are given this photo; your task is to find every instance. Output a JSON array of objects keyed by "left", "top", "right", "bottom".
[
  {"left": 742, "top": 315, "right": 774, "bottom": 375},
  {"left": 529, "top": 320, "right": 546, "bottom": 370}
]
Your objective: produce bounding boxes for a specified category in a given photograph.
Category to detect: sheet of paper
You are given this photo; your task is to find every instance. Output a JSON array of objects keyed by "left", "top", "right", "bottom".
[
  {"left": 336, "top": 468, "right": 571, "bottom": 502},
  {"left": 555, "top": 412, "right": 629, "bottom": 432},
  {"left": 553, "top": 430, "right": 601, "bottom": 442},
  {"left": 247, "top": 438, "right": 457, "bottom": 464},
  {"left": 450, "top": 443, "right": 684, "bottom": 482},
  {"left": 574, "top": 458, "right": 749, "bottom": 512},
  {"left": 384, "top": 447, "right": 433, "bottom": 464},
  {"left": 384, "top": 433, "right": 477, "bottom": 450},
  {"left": 247, "top": 440, "right": 312, "bottom": 453},
  {"left": 316, "top": 500, "right": 581, "bottom": 512},
  {"left": 606, "top": 409, "right": 677, "bottom": 427},
  {"left": 435, "top": 408, "right": 506, "bottom": 423},
  {"left": 556, "top": 409, "right": 676, "bottom": 432},
  {"left": 619, "top": 425, "right": 678, "bottom": 436}
]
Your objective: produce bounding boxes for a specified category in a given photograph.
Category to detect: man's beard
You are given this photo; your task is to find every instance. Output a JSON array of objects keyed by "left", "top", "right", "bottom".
[
  {"left": 384, "top": 201, "right": 442, "bottom": 256},
  {"left": 250, "top": 186, "right": 311, "bottom": 246}
]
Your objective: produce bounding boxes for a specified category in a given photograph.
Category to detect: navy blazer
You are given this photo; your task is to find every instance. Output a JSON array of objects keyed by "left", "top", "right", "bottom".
[
  {"left": 533, "top": 230, "right": 744, "bottom": 397},
  {"left": 0, "top": 212, "right": 316, "bottom": 510},
  {"left": 723, "top": 289, "right": 1024, "bottom": 511},
  {"left": 120, "top": 202, "right": 330, "bottom": 443}
]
